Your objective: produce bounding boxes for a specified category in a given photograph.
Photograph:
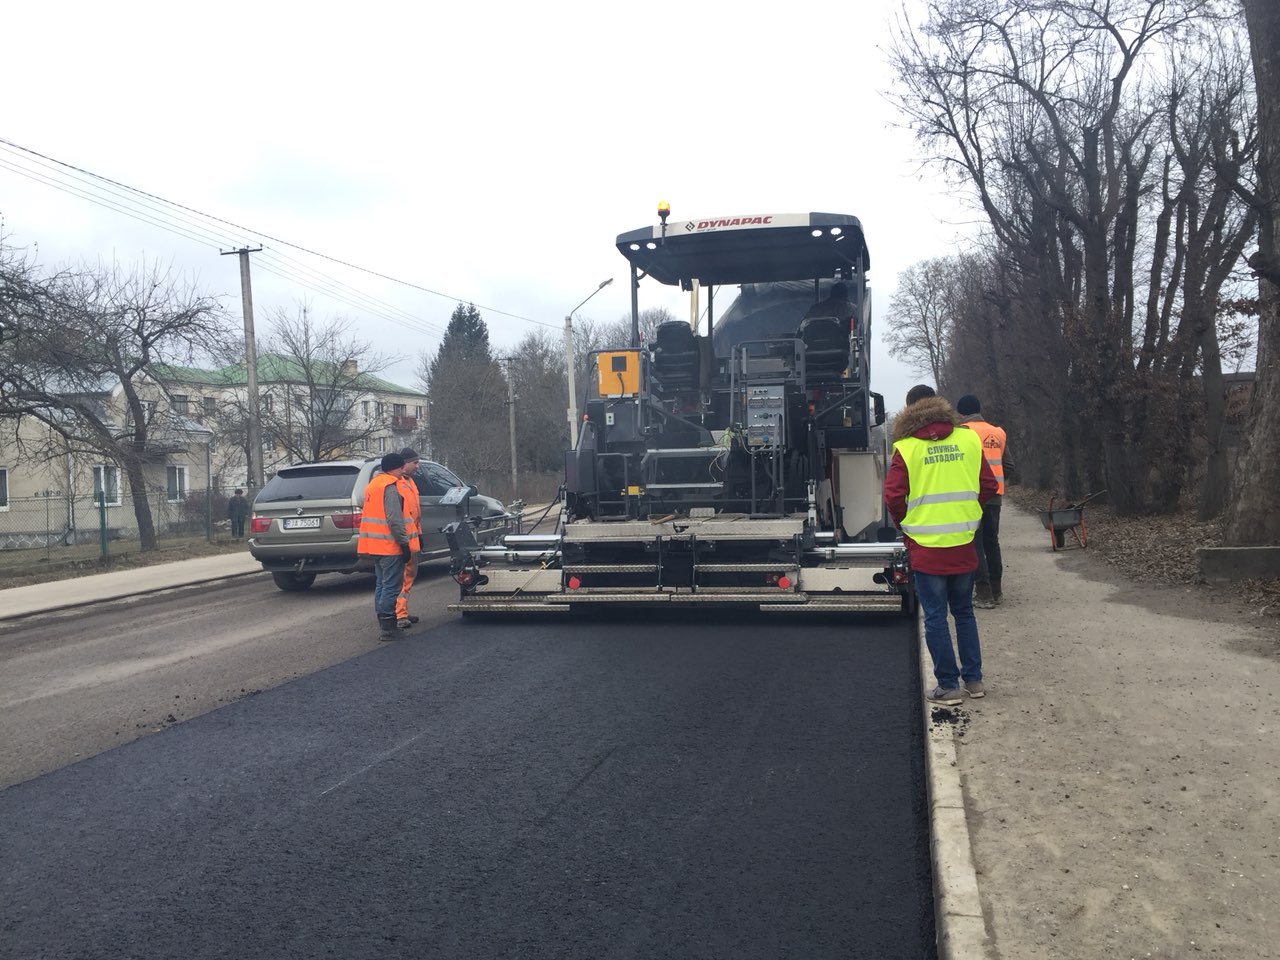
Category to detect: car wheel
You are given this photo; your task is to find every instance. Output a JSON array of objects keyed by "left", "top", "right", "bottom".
[{"left": 271, "top": 571, "right": 317, "bottom": 592}]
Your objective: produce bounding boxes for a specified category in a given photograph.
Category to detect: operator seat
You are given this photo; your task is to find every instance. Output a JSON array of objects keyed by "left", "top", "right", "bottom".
[
  {"left": 649, "top": 320, "right": 699, "bottom": 395},
  {"left": 799, "top": 316, "right": 850, "bottom": 381}
]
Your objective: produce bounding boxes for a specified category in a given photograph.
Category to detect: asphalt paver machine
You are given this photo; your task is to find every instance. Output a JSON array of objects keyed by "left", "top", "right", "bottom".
[{"left": 447, "top": 206, "right": 911, "bottom": 614}]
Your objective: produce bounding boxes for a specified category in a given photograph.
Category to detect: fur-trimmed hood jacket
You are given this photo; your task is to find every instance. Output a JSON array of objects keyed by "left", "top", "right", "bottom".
[
  {"left": 884, "top": 395, "right": 997, "bottom": 575},
  {"left": 891, "top": 396, "right": 961, "bottom": 444}
]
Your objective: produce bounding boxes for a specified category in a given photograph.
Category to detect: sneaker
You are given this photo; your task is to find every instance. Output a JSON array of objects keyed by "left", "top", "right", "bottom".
[
  {"left": 927, "top": 686, "right": 964, "bottom": 706},
  {"left": 965, "top": 681, "right": 986, "bottom": 699}
]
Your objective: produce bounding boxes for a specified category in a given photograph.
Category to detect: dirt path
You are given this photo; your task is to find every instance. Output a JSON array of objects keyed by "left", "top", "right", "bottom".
[{"left": 949, "top": 504, "right": 1280, "bottom": 959}]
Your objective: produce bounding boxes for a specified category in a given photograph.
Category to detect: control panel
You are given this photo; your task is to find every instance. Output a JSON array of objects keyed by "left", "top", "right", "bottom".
[{"left": 745, "top": 384, "right": 786, "bottom": 449}]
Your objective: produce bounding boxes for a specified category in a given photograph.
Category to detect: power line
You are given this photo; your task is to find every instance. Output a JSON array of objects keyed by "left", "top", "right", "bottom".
[
  {"left": 0, "top": 135, "right": 558, "bottom": 328},
  {"left": 0, "top": 144, "right": 451, "bottom": 336},
  {"left": 0, "top": 150, "right": 450, "bottom": 343},
  {"left": 0, "top": 152, "right": 449, "bottom": 337}
]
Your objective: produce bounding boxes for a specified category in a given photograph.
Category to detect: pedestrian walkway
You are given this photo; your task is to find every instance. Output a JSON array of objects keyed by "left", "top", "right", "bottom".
[
  {"left": 0, "top": 552, "right": 261, "bottom": 621},
  {"left": 932, "top": 503, "right": 1280, "bottom": 959}
]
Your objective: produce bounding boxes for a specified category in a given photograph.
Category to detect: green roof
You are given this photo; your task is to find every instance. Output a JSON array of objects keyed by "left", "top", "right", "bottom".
[{"left": 153, "top": 355, "right": 421, "bottom": 396}]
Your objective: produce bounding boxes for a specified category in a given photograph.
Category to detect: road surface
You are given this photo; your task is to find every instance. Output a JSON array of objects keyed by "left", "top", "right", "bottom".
[{"left": 1, "top": 568, "right": 934, "bottom": 959}]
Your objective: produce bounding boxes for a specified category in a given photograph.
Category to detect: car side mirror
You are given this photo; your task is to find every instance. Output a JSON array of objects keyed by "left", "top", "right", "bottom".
[{"left": 466, "top": 484, "right": 478, "bottom": 498}]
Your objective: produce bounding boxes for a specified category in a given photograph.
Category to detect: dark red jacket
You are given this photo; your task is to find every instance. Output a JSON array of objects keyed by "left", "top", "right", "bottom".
[{"left": 884, "top": 398, "right": 997, "bottom": 576}]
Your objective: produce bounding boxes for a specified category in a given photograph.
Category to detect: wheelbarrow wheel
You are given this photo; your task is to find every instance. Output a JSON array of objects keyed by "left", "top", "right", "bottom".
[{"left": 1054, "top": 528, "right": 1066, "bottom": 549}]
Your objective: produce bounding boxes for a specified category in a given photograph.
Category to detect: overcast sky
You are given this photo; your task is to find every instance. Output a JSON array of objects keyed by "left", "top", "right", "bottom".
[{"left": 1, "top": 0, "right": 979, "bottom": 408}]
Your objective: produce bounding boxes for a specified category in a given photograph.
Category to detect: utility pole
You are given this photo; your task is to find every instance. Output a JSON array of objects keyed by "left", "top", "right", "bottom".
[
  {"left": 221, "top": 246, "right": 264, "bottom": 489},
  {"left": 501, "top": 357, "right": 518, "bottom": 499}
]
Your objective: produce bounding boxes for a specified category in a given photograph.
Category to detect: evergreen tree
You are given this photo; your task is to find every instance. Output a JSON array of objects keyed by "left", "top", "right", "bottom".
[{"left": 419, "top": 303, "right": 508, "bottom": 486}]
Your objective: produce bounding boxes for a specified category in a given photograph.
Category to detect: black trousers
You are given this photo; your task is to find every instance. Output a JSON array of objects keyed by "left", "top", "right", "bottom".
[
  {"left": 231, "top": 518, "right": 246, "bottom": 537},
  {"left": 974, "top": 495, "right": 1003, "bottom": 584}
]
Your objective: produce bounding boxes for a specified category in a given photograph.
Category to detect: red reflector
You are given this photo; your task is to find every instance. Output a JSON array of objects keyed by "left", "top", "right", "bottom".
[
  {"left": 778, "top": 576, "right": 791, "bottom": 590},
  {"left": 332, "top": 511, "right": 362, "bottom": 529},
  {"left": 567, "top": 576, "right": 582, "bottom": 590},
  {"left": 892, "top": 569, "right": 910, "bottom": 584},
  {"left": 250, "top": 517, "right": 270, "bottom": 533},
  {"left": 454, "top": 571, "right": 473, "bottom": 586}
]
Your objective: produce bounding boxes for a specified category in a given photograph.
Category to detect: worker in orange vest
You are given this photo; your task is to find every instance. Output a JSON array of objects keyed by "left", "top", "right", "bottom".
[
  {"left": 356, "top": 452, "right": 420, "bottom": 639},
  {"left": 957, "top": 395, "right": 1007, "bottom": 608},
  {"left": 394, "top": 447, "right": 424, "bottom": 630}
]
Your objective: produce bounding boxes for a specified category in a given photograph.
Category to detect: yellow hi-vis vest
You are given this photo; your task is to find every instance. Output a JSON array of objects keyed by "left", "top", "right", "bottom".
[{"left": 893, "top": 429, "right": 984, "bottom": 547}]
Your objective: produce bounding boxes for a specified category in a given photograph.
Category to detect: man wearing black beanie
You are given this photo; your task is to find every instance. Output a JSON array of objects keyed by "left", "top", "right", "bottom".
[
  {"left": 356, "top": 453, "right": 419, "bottom": 638},
  {"left": 957, "top": 394, "right": 1008, "bottom": 607}
]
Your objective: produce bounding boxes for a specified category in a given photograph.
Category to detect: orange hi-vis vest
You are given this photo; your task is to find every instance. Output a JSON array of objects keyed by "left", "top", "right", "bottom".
[
  {"left": 357, "top": 473, "right": 420, "bottom": 555},
  {"left": 396, "top": 475, "right": 422, "bottom": 552},
  {"left": 965, "top": 419, "right": 1007, "bottom": 495}
]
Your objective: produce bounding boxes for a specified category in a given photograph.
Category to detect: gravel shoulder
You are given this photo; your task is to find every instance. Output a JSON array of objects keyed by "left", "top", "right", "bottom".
[{"left": 950, "top": 502, "right": 1280, "bottom": 959}]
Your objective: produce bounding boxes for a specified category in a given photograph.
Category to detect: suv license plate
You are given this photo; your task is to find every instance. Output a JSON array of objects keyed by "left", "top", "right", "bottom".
[{"left": 282, "top": 517, "right": 321, "bottom": 530}]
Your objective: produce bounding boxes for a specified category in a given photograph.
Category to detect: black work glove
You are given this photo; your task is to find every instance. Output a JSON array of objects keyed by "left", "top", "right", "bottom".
[{"left": 400, "top": 543, "right": 412, "bottom": 562}]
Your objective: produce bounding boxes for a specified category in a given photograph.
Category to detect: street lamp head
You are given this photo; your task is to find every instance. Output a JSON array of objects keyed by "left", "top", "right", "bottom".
[{"left": 598, "top": 278, "right": 614, "bottom": 289}]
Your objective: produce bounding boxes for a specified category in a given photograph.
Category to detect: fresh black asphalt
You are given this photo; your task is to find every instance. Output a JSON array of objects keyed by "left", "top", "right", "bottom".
[{"left": 1, "top": 611, "right": 934, "bottom": 960}]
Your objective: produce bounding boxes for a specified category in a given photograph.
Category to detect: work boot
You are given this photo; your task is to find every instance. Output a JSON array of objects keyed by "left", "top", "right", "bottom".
[
  {"left": 378, "top": 615, "right": 397, "bottom": 640},
  {"left": 974, "top": 581, "right": 996, "bottom": 609},
  {"left": 397, "top": 617, "right": 413, "bottom": 630},
  {"left": 991, "top": 578, "right": 1003, "bottom": 605}
]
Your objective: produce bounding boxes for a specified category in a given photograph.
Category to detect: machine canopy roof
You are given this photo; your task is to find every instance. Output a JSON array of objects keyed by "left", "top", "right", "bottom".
[{"left": 615, "top": 212, "right": 868, "bottom": 287}]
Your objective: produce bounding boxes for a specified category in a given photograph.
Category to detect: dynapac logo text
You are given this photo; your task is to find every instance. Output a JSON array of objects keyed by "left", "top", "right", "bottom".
[{"left": 688, "top": 216, "right": 774, "bottom": 230}]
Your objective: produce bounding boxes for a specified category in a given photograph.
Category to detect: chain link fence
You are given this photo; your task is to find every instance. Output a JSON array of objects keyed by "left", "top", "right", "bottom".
[{"left": 0, "top": 485, "right": 251, "bottom": 561}]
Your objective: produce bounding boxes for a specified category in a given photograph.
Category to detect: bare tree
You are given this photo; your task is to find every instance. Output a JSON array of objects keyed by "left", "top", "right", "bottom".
[
  {"left": 890, "top": 0, "right": 1255, "bottom": 514},
  {"left": 0, "top": 251, "right": 227, "bottom": 550},
  {"left": 509, "top": 328, "right": 569, "bottom": 473},
  {"left": 1225, "top": 0, "right": 1280, "bottom": 543},
  {"left": 257, "top": 305, "right": 400, "bottom": 463},
  {"left": 884, "top": 257, "right": 964, "bottom": 388}
]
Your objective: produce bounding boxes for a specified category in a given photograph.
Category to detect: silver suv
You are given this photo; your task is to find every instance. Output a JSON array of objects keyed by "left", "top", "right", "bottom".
[{"left": 248, "top": 457, "right": 518, "bottom": 591}]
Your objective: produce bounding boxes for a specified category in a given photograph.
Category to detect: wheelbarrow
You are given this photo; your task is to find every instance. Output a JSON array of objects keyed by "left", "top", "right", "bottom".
[{"left": 1038, "top": 491, "right": 1106, "bottom": 551}]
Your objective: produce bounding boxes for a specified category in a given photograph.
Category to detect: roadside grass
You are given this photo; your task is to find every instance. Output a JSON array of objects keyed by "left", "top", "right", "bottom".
[{"left": 0, "top": 535, "right": 249, "bottom": 590}]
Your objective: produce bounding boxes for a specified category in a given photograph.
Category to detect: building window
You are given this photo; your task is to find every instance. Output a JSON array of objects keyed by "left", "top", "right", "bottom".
[
  {"left": 378, "top": 436, "right": 387, "bottom": 453},
  {"left": 93, "top": 465, "right": 121, "bottom": 506},
  {"left": 203, "top": 396, "right": 217, "bottom": 416},
  {"left": 167, "top": 465, "right": 188, "bottom": 502},
  {"left": 415, "top": 405, "right": 424, "bottom": 419},
  {"left": 171, "top": 394, "right": 189, "bottom": 416},
  {"left": 262, "top": 394, "right": 273, "bottom": 414},
  {"left": 0, "top": 467, "right": 8, "bottom": 511},
  {"left": 362, "top": 400, "right": 371, "bottom": 417},
  {"left": 376, "top": 402, "right": 385, "bottom": 417},
  {"left": 393, "top": 403, "right": 407, "bottom": 417}
]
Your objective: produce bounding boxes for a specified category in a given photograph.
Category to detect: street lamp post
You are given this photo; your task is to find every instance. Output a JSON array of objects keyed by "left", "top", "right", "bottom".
[{"left": 564, "top": 278, "right": 613, "bottom": 448}]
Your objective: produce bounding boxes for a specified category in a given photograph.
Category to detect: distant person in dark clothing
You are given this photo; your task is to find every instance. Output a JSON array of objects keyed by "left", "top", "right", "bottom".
[
  {"left": 227, "top": 488, "right": 250, "bottom": 538},
  {"left": 957, "top": 394, "right": 1008, "bottom": 607}
]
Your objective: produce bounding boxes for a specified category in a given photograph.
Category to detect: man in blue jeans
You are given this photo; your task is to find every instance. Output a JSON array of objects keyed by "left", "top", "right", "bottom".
[
  {"left": 356, "top": 453, "right": 416, "bottom": 639},
  {"left": 885, "top": 385, "right": 998, "bottom": 705}
]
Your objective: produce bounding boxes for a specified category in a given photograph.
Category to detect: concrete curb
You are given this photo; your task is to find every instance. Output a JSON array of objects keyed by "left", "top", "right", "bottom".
[
  {"left": 0, "top": 569, "right": 264, "bottom": 622},
  {"left": 921, "top": 618, "right": 996, "bottom": 960}
]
